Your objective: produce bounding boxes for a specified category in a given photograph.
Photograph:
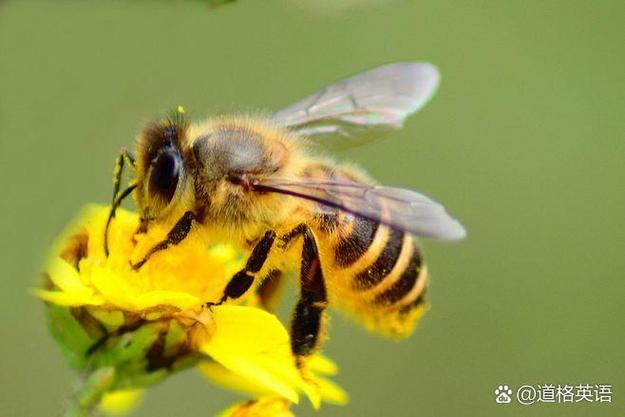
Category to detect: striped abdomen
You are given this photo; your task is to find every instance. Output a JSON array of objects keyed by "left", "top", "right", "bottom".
[{"left": 302, "top": 163, "right": 429, "bottom": 337}]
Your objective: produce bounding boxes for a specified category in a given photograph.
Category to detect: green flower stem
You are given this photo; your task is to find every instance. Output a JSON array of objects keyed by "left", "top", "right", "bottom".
[{"left": 64, "top": 367, "right": 116, "bottom": 417}]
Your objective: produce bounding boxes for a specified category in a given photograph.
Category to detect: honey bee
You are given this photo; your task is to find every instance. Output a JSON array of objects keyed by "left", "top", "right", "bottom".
[{"left": 105, "top": 62, "right": 466, "bottom": 363}]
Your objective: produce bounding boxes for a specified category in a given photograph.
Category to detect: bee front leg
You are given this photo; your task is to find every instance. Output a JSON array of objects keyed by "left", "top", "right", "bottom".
[
  {"left": 130, "top": 211, "right": 195, "bottom": 270},
  {"left": 286, "top": 225, "right": 328, "bottom": 362},
  {"left": 205, "top": 230, "right": 277, "bottom": 307},
  {"left": 104, "top": 148, "right": 137, "bottom": 256},
  {"left": 104, "top": 184, "right": 137, "bottom": 255}
]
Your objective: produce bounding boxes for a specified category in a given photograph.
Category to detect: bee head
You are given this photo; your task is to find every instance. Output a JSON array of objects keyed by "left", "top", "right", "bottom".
[{"left": 134, "top": 108, "right": 192, "bottom": 221}]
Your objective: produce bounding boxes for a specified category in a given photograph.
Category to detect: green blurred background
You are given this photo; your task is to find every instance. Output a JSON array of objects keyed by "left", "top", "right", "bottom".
[{"left": 1, "top": 1, "right": 624, "bottom": 416}]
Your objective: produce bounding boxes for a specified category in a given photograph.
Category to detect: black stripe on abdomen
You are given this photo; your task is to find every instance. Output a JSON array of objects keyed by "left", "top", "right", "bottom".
[
  {"left": 352, "top": 228, "right": 404, "bottom": 290},
  {"left": 374, "top": 247, "right": 423, "bottom": 306},
  {"left": 334, "top": 216, "right": 379, "bottom": 267}
]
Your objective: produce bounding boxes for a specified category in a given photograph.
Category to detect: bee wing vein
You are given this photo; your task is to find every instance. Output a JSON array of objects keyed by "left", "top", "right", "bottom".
[
  {"left": 272, "top": 62, "right": 440, "bottom": 149},
  {"left": 254, "top": 178, "right": 466, "bottom": 240}
]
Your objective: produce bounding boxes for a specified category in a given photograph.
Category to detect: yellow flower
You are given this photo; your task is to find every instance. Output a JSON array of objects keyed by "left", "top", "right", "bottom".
[{"left": 34, "top": 205, "right": 347, "bottom": 416}]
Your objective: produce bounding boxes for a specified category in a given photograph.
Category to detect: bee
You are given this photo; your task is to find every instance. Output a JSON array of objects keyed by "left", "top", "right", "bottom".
[{"left": 105, "top": 62, "right": 466, "bottom": 363}]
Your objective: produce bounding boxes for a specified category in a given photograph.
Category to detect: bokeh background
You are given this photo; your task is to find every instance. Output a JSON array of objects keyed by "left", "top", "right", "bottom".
[{"left": 1, "top": 1, "right": 624, "bottom": 416}]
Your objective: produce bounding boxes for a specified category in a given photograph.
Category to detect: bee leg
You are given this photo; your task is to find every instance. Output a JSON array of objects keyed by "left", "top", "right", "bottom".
[
  {"left": 104, "top": 184, "right": 137, "bottom": 256},
  {"left": 204, "top": 230, "right": 277, "bottom": 307},
  {"left": 130, "top": 211, "right": 195, "bottom": 270},
  {"left": 289, "top": 225, "right": 328, "bottom": 361},
  {"left": 104, "top": 148, "right": 137, "bottom": 256}
]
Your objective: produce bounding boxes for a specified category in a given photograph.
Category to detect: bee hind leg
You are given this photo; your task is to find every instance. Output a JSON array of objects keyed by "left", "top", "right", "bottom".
[
  {"left": 204, "top": 230, "right": 277, "bottom": 307},
  {"left": 287, "top": 225, "right": 328, "bottom": 363}
]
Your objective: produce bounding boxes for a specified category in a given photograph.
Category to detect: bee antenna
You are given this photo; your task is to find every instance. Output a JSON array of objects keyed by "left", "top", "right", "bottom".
[
  {"left": 173, "top": 105, "right": 187, "bottom": 127},
  {"left": 163, "top": 105, "right": 188, "bottom": 141}
]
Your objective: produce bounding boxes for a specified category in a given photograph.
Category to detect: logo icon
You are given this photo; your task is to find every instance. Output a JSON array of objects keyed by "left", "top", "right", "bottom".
[{"left": 495, "top": 385, "right": 513, "bottom": 404}]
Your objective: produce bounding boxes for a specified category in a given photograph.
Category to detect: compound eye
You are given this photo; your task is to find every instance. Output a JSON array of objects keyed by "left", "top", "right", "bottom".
[{"left": 149, "top": 150, "right": 181, "bottom": 204}]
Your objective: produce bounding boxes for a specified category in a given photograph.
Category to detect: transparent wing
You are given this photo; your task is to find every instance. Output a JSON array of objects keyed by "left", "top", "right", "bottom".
[
  {"left": 253, "top": 178, "right": 466, "bottom": 240},
  {"left": 271, "top": 62, "right": 440, "bottom": 148}
]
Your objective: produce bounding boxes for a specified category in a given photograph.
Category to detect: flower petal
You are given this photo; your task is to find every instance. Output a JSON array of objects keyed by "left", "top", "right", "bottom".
[
  {"left": 315, "top": 375, "right": 349, "bottom": 405},
  {"left": 198, "top": 361, "right": 273, "bottom": 398},
  {"left": 308, "top": 354, "right": 338, "bottom": 376},
  {"left": 204, "top": 352, "right": 299, "bottom": 403},
  {"left": 206, "top": 305, "right": 291, "bottom": 354},
  {"left": 47, "top": 257, "right": 90, "bottom": 293},
  {"left": 89, "top": 264, "right": 139, "bottom": 310},
  {"left": 199, "top": 306, "right": 302, "bottom": 403},
  {"left": 198, "top": 356, "right": 347, "bottom": 407},
  {"left": 32, "top": 289, "right": 103, "bottom": 306},
  {"left": 99, "top": 388, "right": 145, "bottom": 415}
]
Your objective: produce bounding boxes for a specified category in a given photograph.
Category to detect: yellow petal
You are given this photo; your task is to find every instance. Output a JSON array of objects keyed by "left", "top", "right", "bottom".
[
  {"left": 199, "top": 358, "right": 346, "bottom": 407},
  {"left": 294, "top": 362, "right": 321, "bottom": 410},
  {"left": 39, "top": 204, "right": 244, "bottom": 313},
  {"left": 204, "top": 351, "right": 299, "bottom": 404},
  {"left": 89, "top": 264, "right": 138, "bottom": 310},
  {"left": 32, "top": 289, "right": 103, "bottom": 306},
  {"left": 99, "top": 388, "right": 144, "bottom": 415},
  {"left": 199, "top": 306, "right": 300, "bottom": 403},
  {"left": 308, "top": 354, "right": 338, "bottom": 376},
  {"left": 198, "top": 361, "right": 273, "bottom": 398},
  {"left": 316, "top": 375, "right": 349, "bottom": 405},
  {"left": 47, "top": 257, "right": 89, "bottom": 293},
  {"left": 200, "top": 306, "right": 342, "bottom": 408},
  {"left": 207, "top": 305, "right": 291, "bottom": 354}
]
